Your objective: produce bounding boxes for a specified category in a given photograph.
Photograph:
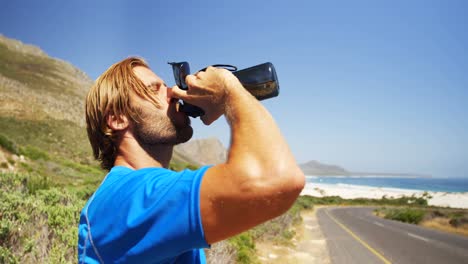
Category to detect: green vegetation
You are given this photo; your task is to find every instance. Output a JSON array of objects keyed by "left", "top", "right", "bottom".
[
  {"left": 291, "top": 193, "right": 429, "bottom": 207},
  {"left": 0, "top": 134, "right": 19, "bottom": 155},
  {"left": 228, "top": 232, "right": 258, "bottom": 264},
  {"left": 19, "top": 145, "right": 49, "bottom": 161},
  {"left": 0, "top": 172, "right": 86, "bottom": 263},
  {"left": 1, "top": 125, "right": 97, "bottom": 193},
  {"left": 377, "top": 207, "right": 426, "bottom": 224},
  {"left": 376, "top": 207, "right": 468, "bottom": 230},
  {"left": 0, "top": 133, "right": 205, "bottom": 263},
  {"left": 0, "top": 130, "right": 105, "bottom": 263},
  {"left": 0, "top": 117, "right": 92, "bottom": 163}
]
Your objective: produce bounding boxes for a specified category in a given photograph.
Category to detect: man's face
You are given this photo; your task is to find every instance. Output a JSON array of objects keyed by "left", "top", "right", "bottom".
[{"left": 130, "top": 66, "right": 193, "bottom": 145}]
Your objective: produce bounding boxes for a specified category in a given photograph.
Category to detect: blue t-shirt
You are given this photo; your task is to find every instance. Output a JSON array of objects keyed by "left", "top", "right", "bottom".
[{"left": 78, "top": 166, "right": 211, "bottom": 263}]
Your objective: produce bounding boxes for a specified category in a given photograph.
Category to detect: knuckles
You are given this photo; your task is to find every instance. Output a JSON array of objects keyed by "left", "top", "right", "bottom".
[{"left": 205, "top": 66, "right": 216, "bottom": 72}]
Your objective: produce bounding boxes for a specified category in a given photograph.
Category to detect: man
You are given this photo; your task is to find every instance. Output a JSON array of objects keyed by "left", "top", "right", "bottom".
[{"left": 78, "top": 57, "right": 305, "bottom": 263}]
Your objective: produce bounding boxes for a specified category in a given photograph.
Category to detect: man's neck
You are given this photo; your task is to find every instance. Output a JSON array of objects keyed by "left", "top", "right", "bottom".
[{"left": 114, "top": 135, "right": 173, "bottom": 170}]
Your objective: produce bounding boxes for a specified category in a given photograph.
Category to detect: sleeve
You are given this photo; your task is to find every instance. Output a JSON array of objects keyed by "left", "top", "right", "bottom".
[{"left": 86, "top": 166, "right": 211, "bottom": 263}]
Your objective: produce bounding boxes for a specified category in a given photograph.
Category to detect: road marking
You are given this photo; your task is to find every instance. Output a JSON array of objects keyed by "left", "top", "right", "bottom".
[
  {"left": 407, "top": 232, "right": 430, "bottom": 242},
  {"left": 325, "top": 209, "right": 392, "bottom": 264},
  {"left": 374, "top": 221, "right": 385, "bottom": 227}
]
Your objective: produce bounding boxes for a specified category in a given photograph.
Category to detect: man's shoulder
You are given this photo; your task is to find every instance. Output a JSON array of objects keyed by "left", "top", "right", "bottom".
[
  {"left": 109, "top": 165, "right": 174, "bottom": 177},
  {"left": 108, "top": 165, "right": 212, "bottom": 181},
  {"left": 95, "top": 165, "right": 211, "bottom": 198}
]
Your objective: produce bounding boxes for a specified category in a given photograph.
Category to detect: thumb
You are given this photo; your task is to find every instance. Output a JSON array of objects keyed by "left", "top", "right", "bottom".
[
  {"left": 185, "top": 74, "right": 199, "bottom": 89},
  {"left": 170, "top": 85, "right": 187, "bottom": 100}
]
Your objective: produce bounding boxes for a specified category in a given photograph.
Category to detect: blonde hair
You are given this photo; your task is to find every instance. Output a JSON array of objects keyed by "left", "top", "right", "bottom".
[{"left": 85, "top": 57, "right": 160, "bottom": 170}]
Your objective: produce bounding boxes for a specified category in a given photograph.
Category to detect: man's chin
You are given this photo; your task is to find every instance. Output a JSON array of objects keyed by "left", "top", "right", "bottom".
[{"left": 175, "top": 126, "right": 193, "bottom": 145}]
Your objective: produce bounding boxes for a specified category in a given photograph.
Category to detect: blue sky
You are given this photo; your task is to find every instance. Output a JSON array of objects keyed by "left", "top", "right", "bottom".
[{"left": 1, "top": 0, "right": 467, "bottom": 177}]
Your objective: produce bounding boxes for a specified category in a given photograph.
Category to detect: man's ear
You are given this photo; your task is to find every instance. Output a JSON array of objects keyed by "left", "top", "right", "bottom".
[{"left": 106, "top": 114, "right": 129, "bottom": 131}]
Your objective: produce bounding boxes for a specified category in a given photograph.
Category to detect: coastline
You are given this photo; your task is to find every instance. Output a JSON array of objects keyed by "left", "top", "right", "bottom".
[{"left": 301, "top": 182, "right": 468, "bottom": 209}]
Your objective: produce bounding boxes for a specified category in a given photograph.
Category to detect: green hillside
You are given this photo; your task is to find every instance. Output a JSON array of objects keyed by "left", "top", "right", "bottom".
[{"left": 0, "top": 35, "right": 104, "bottom": 187}]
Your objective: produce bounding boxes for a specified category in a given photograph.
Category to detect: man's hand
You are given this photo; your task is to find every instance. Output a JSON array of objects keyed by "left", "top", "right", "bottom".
[{"left": 171, "top": 66, "right": 247, "bottom": 125}]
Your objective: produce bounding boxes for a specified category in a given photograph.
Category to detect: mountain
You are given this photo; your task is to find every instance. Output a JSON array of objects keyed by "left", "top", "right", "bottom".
[
  {"left": 299, "top": 160, "right": 350, "bottom": 176},
  {"left": 299, "top": 160, "right": 430, "bottom": 177},
  {"left": 0, "top": 34, "right": 92, "bottom": 126},
  {"left": 174, "top": 137, "right": 227, "bottom": 166},
  {"left": 0, "top": 34, "right": 95, "bottom": 168}
]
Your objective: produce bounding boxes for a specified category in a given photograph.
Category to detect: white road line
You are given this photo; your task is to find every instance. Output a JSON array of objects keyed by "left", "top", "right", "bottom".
[
  {"left": 374, "top": 221, "right": 384, "bottom": 227},
  {"left": 407, "top": 232, "right": 430, "bottom": 242}
]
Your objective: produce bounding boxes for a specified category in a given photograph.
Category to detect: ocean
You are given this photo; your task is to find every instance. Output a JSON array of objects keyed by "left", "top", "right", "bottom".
[{"left": 306, "top": 176, "right": 468, "bottom": 193}]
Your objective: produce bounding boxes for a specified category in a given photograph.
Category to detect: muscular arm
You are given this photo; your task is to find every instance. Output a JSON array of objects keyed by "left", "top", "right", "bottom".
[{"left": 172, "top": 67, "right": 305, "bottom": 244}]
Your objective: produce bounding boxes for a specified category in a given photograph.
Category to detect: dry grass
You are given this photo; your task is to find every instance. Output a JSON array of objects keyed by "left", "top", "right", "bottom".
[
  {"left": 255, "top": 208, "right": 331, "bottom": 264},
  {"left": 205, "top": 241, "right": 237, "bottom": 264},
  {"left": 421, "top": 217, "right": 468, "bottom": 237}
]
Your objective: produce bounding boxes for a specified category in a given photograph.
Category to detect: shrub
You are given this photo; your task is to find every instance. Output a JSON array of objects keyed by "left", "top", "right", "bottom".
[
  {"left": 0, "top": 134, "right": 19, "bottom": 154},
  {"left": 228, "top": 232, "right": 258, "bottom": 264},
  {"left": 448, "top": 211, "right": 468, "bottom": 227},
  {"left": 295, "top": 195, "right": 315, "bottom": 210},
  {"left": 0, "top": 246, "right": 18, "bottom": 264},
  {"left": 381, "top": 208, "right": 426, "bottom": 224},
  {"left": 0, "top": 172, "right": 85, "bottom": 263},
  {"left": 449, "top": 217, "right": 468, "bottom": 227},
  {"left": 25, "top": 174, "right": 52, "bottom": 194}
]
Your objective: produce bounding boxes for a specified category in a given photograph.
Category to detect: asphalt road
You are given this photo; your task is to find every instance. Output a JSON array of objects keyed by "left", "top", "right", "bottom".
[{"left": 317, "top": 207, "right": 468, "bottom": 264}]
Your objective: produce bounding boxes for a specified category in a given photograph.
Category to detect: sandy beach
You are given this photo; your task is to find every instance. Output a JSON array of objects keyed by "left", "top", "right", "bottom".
[{"left": 301, "top": 182, "right": 468, "bottom": 209}]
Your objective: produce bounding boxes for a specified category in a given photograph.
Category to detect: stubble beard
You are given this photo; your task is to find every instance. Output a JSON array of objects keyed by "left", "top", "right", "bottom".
[{"left": 133, "top": 107, "right": 193, "bottom": 146}]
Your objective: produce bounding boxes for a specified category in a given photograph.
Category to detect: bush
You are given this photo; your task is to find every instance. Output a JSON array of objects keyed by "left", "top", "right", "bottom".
[
  {"left": 25, "top": 174, "right": 52, "bottom": 194},
  {"left": 0, "top": 172, "right": 85, "bottom": 263},
  {"left": 0, "top": 134, "right": 19, "bottom": 154},
  {"left": 228, "top": 232, "right": 258, "bottom": 264},
  {"left": 295, "top": 195, "right": 315, "bottom": 210},
  {"left": 448, "top": 211, "right": 468, "bottom": 227},
  {"left": 381, "top": 207, "right": 426, "bottom": 224}
]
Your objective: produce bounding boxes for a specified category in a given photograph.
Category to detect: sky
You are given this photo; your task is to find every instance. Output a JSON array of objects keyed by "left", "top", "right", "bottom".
[{"left": 1, "top": 0, "right": 467, "bottom": 178}]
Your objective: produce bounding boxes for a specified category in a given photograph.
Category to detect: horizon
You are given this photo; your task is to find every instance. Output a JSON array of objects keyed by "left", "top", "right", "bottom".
[{"left": 1, "top": 0, "right": 467, "bottom": 178}]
